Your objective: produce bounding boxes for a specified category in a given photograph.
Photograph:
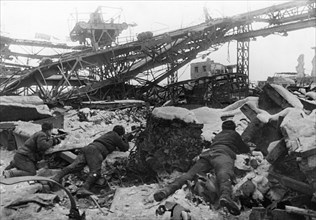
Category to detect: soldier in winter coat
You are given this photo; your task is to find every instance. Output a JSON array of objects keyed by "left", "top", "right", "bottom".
[
  {"left": 153, "top": 120, "right": 251, "bottom": 216},
  {"left": 3, "top": 122, "right": 59, "bottom": 178},
  {"left": 52, "top": 125, "right": 131, "bottom": 195}
]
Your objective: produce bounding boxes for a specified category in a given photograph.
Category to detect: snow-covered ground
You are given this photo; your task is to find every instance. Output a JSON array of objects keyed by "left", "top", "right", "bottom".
[{"left": 2, "top": 93, "right": 313, "bottom": 219}]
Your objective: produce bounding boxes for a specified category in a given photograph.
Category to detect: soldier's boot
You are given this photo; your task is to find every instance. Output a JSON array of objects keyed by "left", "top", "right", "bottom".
[
  {"left": 219, "top": 193, "right": 240, "bottom": 216},
  {"left": 153, "top": 187, "right": 173, "bottom": 202},
  {"left": 77, "top": 174, "right": 99, "bottom": 196},
  {"left": 4, "top": 161, "right": 15, "bottom": 170},
  {"left": 51, "top": 167, "right": 74, "bottom": 183},
  {"left": 2, "top": 170, "right": 10, "bottom": 178}
]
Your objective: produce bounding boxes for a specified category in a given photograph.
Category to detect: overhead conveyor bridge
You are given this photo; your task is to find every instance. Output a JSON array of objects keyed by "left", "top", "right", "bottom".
[{"left": 0, "top": 0, "right": 315, "bottom": 105}]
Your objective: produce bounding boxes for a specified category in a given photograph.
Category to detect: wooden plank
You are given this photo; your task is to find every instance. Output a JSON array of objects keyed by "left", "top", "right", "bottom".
[
  {"left": 109, "top": 187, "right": 123, "bottom": 213},
  {"left": 299, "top": 98, "right": 316, "bottom": 111},
  {"left": 285, "top": 205, "right": 316, "bottom": 218},
  {"left": 240, "top": 103, "right": 258, "bottom": 121},
  {"left": 57, "top": 151, "right": 77, "bottom": 163},
  {"left": 266, "top": 139, "right": 287, "bottom": 164},
  {"left": 81, "top": 100, "right": 147, "bottom": 110},
  {"left": 301, "top": 148, "right": 316, "bottom": 158},
  {"left": 269, "top": 172, "right": 314, "bottom": 195},
  {"left": 45, "top": 142, "right": 87, "bottom": 154}
]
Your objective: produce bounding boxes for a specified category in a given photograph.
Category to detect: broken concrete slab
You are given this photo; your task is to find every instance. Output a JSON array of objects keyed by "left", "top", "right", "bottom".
[
  {"left": 266, "top": 139, "right": 287, "bottom": 164},
  {"left": 297, "top": 148, "right": 316, "bottom": 193},
  {"left": 258, "top": 84, "right": 303, "bottom": 114},
  {"left": 267, "top": 84, "right": 304, "bottom": 109},
  {"left": 0, "top": 103, "right": 52, "bottom": 122},
  {"left": 0, "top": 96, "right": 52, "bottom": 122},
  {"left": 298, "top": 98, "right": 316, "bottom": 111},
  {"left": 241, "top": 117, "right": 283, "bottom": 155},
  {"left": 280, "top": 109, "right": 316, "bottom": 153},
  {"left": 240, "top": 87, "right": 313, "bottom": 155},
  {"left": 305, "top": 91, "right": 316, "bottom": 100},
  {"left": 0, "top": 96, "right": 45, "bottom": 105}
]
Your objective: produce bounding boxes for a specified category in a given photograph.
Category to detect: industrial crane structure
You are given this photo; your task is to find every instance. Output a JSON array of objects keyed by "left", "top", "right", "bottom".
[{"left": 0, "top": 0, "right": 315, "bottom": 106}]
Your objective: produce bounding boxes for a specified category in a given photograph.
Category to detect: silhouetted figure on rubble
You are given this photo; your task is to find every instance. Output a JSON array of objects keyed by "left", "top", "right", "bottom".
[
  {"left": 51, "top": 125, "right": 131, "bottom": 196},
  {"left": 153, "top": 120, "right": 251, "bottom": 216},
  {"left": 3, "top": 122, "right": 60, "bottom": 178}
]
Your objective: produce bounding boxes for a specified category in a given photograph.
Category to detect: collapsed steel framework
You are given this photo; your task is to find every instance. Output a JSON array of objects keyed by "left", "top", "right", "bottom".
[{"left": 0, "top": 0, "right": 315, "bottom": 105}]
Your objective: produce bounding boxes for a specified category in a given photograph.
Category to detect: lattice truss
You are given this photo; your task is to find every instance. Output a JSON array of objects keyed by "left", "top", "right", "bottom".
[{"left": 0, "top": 0, "right": 315, "bottom": 104}]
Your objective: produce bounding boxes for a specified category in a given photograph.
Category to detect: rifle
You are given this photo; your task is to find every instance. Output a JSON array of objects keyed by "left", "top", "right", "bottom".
[
  {"left": 52, "top": 129, "right": 69, "bottom": 140},
  {"left": 123, "top": 125, "right": 144, "bottom": 142},
  {"left": 52, "top": 133, "right": 67, "bottom": 140},
  {"left": 90, "top": 125, "right": 145, "bottom": 139}
]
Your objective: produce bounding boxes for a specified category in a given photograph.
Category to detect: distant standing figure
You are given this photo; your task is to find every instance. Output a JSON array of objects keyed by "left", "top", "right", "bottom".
[{"left": 3, "top": 122, "right": 59, "bottom": 178}]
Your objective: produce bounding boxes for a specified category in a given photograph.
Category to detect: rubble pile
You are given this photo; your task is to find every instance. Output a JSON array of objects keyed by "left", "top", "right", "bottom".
[
  {"left": 292, "top": 89, "right": 316, "bottom": 101},
  {"left": 44, "top": 106, "right": 149, "bottom": 154},
  {"left": 129, "top": 106, "right": 206, "bottom": 175},
  {"left": 45, "top": 107, "right": 150, "bottom": 190},
  {"left": 237, "top": 83, "right": 316, "bottom": 218},
  {"left": 0, "top": 105, "right": 152, "bottom": 219},
  {"left": 125, "top": 83, "right": 316, "bottom": 219},
  {"left": 288, "top": 85, "right": 316, "bottom": 109},
  {"left": 233, "top": 151, "right": 271, "bottom": 208},
  {"left": 1, "top": 83, "right": 315, "bottom": 219}
]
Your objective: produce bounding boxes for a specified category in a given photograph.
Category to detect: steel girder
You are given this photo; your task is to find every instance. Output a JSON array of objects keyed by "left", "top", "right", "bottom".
[{"left": 0, "top": 0, "right": 315, "bottom": 104}]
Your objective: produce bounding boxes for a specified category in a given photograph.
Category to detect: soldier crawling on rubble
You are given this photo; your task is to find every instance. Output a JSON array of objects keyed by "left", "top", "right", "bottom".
[
  {"left": 153, "top": 120, "right": 253, "bottom": 216},
  {"left": 2, "top": 122, "right": 60, "bottom": 178},
  {"left": 51, "top": 125, "right": 132, "bottom": 196}
]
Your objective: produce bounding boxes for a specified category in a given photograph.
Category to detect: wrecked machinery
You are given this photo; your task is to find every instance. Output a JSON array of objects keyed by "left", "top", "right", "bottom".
[{"left": 0, "top": 1, "right": 315, "bottom": 107}]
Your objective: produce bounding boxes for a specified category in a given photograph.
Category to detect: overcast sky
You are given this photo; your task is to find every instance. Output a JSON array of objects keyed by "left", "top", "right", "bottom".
[{"left": 1, "top": 1, "right": 315, "bottom": 81}]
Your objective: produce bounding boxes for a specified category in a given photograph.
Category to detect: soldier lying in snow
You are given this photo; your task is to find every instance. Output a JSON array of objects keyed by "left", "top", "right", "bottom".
[
  {"left": 153, "top": 120, "right": 252, "bottom": 216},
  {"left": 51, "top": 125, "right": 132, "bottom": 196}
]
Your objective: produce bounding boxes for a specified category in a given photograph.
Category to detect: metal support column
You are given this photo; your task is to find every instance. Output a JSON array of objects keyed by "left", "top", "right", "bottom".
[{"left": 236, "top": 25, "right": 250, "bottom": 84}]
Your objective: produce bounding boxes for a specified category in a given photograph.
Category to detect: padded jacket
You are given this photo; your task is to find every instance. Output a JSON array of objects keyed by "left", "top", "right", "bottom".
[
  {"left": 208, "top": 129, "right": 250, "bottom": 159},
  {"left": 92, "top": 131, "right": 129, "bottom": 157},
  {"left": 17, "top": 131, "right": 54, "bottom": 162}
]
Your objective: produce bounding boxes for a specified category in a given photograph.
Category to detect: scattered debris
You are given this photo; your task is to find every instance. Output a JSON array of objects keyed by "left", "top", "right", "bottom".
[
  {"left": 1, "top": 82, "right": 316, "bottom": 219},
  {"left": 129, "top": 106, "right": 206, "bottom": 175}
]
